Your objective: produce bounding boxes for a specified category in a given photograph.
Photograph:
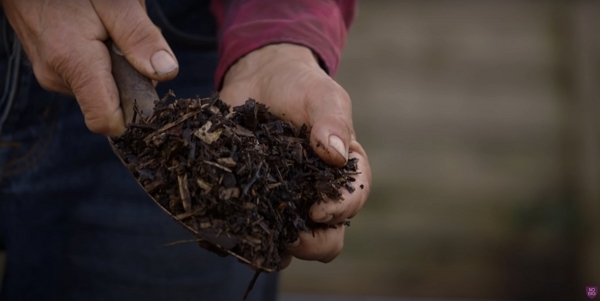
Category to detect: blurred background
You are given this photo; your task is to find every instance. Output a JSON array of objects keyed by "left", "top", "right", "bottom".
[{"left": 280, "top": 1, "right": 599, "bottom": 301}]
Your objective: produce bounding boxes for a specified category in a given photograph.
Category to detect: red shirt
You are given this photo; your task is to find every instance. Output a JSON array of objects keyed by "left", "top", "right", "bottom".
[{"left": 210, "top": 0, "right": 357, "bottom": 90}]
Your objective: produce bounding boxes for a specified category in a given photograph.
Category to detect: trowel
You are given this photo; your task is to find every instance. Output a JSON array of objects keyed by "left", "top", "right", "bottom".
[{"left": 106, "top": 41, "right": 275, "bottom": 275}]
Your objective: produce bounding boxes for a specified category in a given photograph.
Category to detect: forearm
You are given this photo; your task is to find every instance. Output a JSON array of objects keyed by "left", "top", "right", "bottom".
[{"left": 210, "top": 0, "right": 357, "bottom": 90}]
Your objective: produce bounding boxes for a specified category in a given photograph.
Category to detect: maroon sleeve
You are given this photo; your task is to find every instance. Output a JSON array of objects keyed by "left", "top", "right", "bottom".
[{"left": 210, "top": 0, "right": 357, "bottom": 90}]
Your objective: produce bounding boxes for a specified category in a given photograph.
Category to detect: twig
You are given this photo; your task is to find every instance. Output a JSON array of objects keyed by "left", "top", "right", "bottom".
[
  {"left": 143, "top": 110, "right": 201, "bottom": 142},
  {"left": 243, "top": 271, "right": 262, "bottom": 300},
  {"left": 177, "top": 174, "right": 192, "bottom": 212},
  {"left": 202, "top": 160, "right": 232, "bottom": 173},
  {"left": 242, "top": 162, "right": 262, "bottom": 195},
  {"left": 162, "top": 238, "right": 203, "bottom": 247}
]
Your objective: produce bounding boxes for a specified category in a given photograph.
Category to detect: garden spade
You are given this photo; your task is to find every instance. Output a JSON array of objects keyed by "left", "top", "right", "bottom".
[{"left": 106, "top": 41, "right": 276, "bottom": 274}]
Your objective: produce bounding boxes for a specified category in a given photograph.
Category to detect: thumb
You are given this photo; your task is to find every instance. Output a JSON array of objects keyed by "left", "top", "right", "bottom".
[
  {"left": 91, "top": 0, "right": 178, "bottom": 81},
  {"left": 309, "top": 98, "right": 354, "bottom": 167}
]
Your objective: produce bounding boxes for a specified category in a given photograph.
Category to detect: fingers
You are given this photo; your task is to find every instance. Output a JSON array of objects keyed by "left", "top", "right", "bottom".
[
  {"left": 91, "top": 0, "right": 178, "bottom": 80},
  {"left": 288, "top": 226, "right": 345, "bottom": 263},
  {"left": 310, "top": 141, "right": 371, "bottom": 224},
  {"left": 54, "top": 40, "right": 125, "bottom": 136},
  {"left": 3, "top": 0, "right": 167, "bottom": 136},
  {"left": 3, "top": 0, "right": 125, "bottom": 136},
  {"left": 286, "top": 142, "right": 370, "bottom": 264},
  {"left": 308, "top": 83, "right": 354, "bottom": 167},
  {"left": 280, "top": 252, "right": 293, "bottom": 269}
]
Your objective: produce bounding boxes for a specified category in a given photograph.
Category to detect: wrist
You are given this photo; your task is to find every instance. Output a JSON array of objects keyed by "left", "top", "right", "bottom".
[
  {"left": 248, "top": 43, "right": 319, "bottom": 67},
  {"left": 223, "top": 43, "right": 322, "bottom": 85}
]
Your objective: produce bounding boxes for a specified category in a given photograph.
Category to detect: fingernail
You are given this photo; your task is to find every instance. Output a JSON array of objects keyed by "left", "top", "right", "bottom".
[
  {"left": 151, "top": 50, "right": 178, "bottom": 76},
  {"left": 329, "top": 135, "right": 348, "bottom": 162},
  {"left": 287, "top": 239, "right": 300, "bottom": 248}
]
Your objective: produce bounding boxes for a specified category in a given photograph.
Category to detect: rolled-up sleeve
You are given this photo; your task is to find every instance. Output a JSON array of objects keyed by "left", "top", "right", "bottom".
[{"left": 210, "top": 0, "right": 357, "bottom": 90}]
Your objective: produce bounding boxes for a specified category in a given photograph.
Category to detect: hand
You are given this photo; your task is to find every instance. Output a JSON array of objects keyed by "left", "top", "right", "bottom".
[
  {"left": 219, "top": 43, "right": 372, "bottom": 267},
  {"left": 1, "top": 0, "right": 178, "bottom": 136}
]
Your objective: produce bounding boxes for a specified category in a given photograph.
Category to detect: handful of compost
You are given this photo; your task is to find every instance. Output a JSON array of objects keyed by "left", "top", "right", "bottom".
[{"left": 111, "top": 92, "right": 359, "bottom": 272}]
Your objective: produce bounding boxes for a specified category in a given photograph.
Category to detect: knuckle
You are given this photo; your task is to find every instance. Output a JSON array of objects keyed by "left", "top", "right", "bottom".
[
  {"left": 44, "top": 44, "right": 120, "bottom": 135},
  {"left": 83, "top": 112, "right": 113, "bottom": 135},
  {"left": 346, "top": 205, "right": 359, "bottom": 220},
  {"left": 45, "top": 45, "right": 75, "bottom": 74},
  {"left": 320, "top": 240, "right": 344, "bottom": 263},
  {"left": 119, "top": 18, "right": 161, "bottom": 50},
  {"left": 83, "top": 117, "right": 106, "bottom": 134},
  {"left": 35, "top": 44, "right": 76, "bottom": 89},
  {"left": 32, "top": 65, "right": 61, "bottom": 92},
  {"left": 339, "top": 205, "right": 353, "bottom": 221},
  {"left": 75, "top": 88, "right": 119, "bottom": 135},
  {"left": 45, "top": 49, "right": 95, "bottom": 94},
  {"left": 335, "top": 85, "right": 351, "bottom": 105}
]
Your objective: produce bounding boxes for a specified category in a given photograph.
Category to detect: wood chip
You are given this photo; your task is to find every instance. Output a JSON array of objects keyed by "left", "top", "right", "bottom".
[
  {"left": 196, "top": 178, "right": 212, "bottom": 191},
  {"left": 203, "top": 160, "right": 232, "bottom": 173},
  {"left": 217, "top": 157, "right": 237, "bottom": 168},
  {"left": 194, "top": 121, "right": 223, "bottom": 144},
  {"left": 177, "top": 174, "right": 192, "bottom": 212}
]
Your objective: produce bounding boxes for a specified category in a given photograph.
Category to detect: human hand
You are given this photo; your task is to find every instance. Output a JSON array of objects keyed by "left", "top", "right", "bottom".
[
  {"left": 1, "top": 0, "right": 178, "bottom": 136},
  {"left": 219, "top": 43, "right": 372, "bottom": 267}
]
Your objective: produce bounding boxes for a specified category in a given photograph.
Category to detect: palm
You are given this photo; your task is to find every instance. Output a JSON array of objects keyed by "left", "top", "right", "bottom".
[{"left": 219, "top": 44, "right": 371, "bottom": 266}]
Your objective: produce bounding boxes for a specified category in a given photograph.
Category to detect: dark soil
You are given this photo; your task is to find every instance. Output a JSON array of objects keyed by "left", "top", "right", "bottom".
[{"left": 110, "top": 92, "right": 359, "bottom": 272}]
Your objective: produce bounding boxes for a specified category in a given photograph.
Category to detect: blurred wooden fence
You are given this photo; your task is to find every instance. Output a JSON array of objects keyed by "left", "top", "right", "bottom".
[
  {"left": 282, "top": 1, "right": 599, "bottom": 300},
  {"left": 567, "top": 0, "right": 600, "bottom": 293}
]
